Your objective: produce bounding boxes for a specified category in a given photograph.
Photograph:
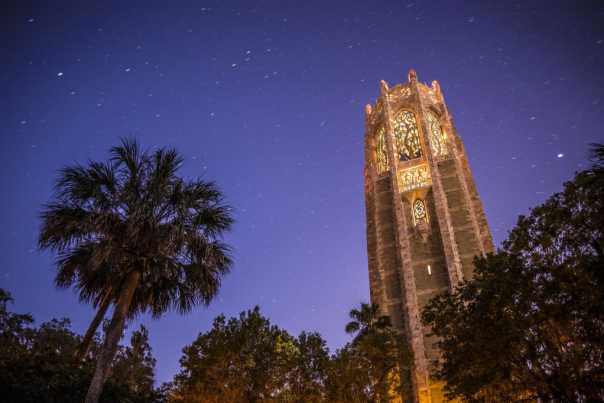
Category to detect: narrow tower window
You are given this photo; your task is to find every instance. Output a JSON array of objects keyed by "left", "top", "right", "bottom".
[
  {"left": 426, "top": 112, "right": 448, "bottom": 157},
  {"left": 393, "top": 110, "right": 422, "bottom": 161},
  {"left": 413, "top": 198, "right": 428, "bottom": 224},
  {"left": 375, "top": 126, "right": 389, "bottom": 174}
]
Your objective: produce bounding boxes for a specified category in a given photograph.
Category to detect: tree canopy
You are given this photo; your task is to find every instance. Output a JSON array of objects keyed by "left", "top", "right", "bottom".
[
  {"left": 169, "top": 306, "right": 322, "bottom": 402},
  {"left": 0, "top": 289, "right": 162, "bottom": 403},
  {"left": 12, "top": 138, "right": 602, "bottom": 403},
  {"left": 422, "top": 144, "right": 604, "bottom": 402},
  {"left": 168, "top": 303, "right": 409, "bottom": 403},
  {"left": 38, "top": 139, "right": 234, "bottom": 402}
]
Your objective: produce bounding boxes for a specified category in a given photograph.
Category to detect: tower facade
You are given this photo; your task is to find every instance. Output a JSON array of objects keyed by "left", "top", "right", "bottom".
[{"left": 364, "top": 70, "right": 494, "bottom": 402}]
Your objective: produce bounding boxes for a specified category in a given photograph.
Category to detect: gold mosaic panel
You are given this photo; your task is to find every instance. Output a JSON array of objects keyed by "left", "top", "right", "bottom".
[
  {"left": 399, "top": 164, "right": 431, "bottom": 192},
  {"left": 393, "top": 110, "right": 422, "bottom": 161}
]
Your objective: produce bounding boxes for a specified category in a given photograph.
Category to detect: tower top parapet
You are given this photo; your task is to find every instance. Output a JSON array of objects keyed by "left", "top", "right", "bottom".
[{"left": 365, "top": 69, "right": 443, "bottom": 130}]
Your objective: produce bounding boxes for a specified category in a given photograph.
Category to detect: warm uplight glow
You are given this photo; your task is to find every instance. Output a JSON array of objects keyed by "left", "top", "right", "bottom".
[{"left": 399, "top": 164, "right": 431, "bottom": 192}]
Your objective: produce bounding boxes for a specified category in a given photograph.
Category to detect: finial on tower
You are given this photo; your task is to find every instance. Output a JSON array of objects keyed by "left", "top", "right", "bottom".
[
  {"left": 380, "top": 80, "right": 389, "bottom": 96},
  {"left": 432, "top": 80, "right": 442, "bottom": 98},
  {"left": 365, "top": 104, "right": 373, "bottom": 116},
  {"left": 408, "top": 68, "right": 418, "bottom": 83}
]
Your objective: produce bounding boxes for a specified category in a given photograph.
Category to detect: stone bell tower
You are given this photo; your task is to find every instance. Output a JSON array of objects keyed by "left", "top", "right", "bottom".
[{"left": 363, "top": 70, "right": 493, "bottom": 402}]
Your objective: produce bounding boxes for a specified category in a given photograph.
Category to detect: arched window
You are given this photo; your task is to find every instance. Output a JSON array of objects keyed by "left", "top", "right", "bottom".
[
  {"left": 375, "top": 126, "right": 389, "bottom": 174},
  {"left": 413, "top": 198, "right": 428, "bottom": 224},
  {"left": 393, "top": 111, "right": 422, "bottom": 161},
  {"left": 426, "top": 112, "right": 448, "bottom": 157}
]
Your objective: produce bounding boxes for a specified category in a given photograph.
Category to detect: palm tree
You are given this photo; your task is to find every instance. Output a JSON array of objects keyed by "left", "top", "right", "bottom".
[
  {"left": 345, "top": 302, "right": 391, "bottom": 342},
  {"left": 345, "top": 303, "right": 400, "bottom": 402},
  {"left": 74, "top": 286, "right": 112, "bottom": 360},
  {"left": 39, "top": 139, "right": 233, "bottom": 403}
]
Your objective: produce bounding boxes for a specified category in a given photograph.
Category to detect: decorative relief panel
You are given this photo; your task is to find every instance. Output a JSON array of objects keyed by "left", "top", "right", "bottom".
[
  {"left": 375, "top": 126, "right": 389, "bottom": 174},
  {"left": 426, "top": 112, "right": 448, "bottom": 158},
  {"left": 399, "top": 164, "right": 431, "bottom": 193},
  {"left": 393, "top": 111, "right": 422, "bottom": 161},
  {"left": 413, "top": 198, "right": 429, "bottom": 224}
]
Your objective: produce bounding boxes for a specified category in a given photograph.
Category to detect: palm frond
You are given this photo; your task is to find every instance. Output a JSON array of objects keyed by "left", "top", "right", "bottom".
[
  {"left": 40, "top": 138, "right": 235, "bottom": 322},
  {"left": 345, "top": 322, "right": 360, "bottom": 335},
  {"left": 110, "top": 137, "right": 141, "bottom": 173},
  {"left": 39, "top": 205, "right": 95, "bottom": 250}
]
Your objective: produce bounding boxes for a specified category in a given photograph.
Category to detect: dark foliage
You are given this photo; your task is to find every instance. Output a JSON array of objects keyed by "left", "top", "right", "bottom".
[
  {"left": 168, "top": 306, "right": 328, "bottom": 402},
  {"left": 167, "top": 303, "right": 409, "bottom": 403},
  {"left": 326, "top": 303, "right": 409, "bottom": 403},
  {"left": 38, "top": 139, "right": 233, "bottom": 402},
  {"left": 423, "top": 144, "right": 604, "bottom": 402},
  {"left": 0, "top": 289, "right": 162, "bottom": 403},
  {"left": 39, "top": 138, "right": 233, "bottom": 319}
]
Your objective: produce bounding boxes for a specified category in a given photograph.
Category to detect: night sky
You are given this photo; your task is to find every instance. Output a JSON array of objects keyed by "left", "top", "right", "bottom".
[{"left": 3, "top": 0, "right": 603, "bottom": 384}]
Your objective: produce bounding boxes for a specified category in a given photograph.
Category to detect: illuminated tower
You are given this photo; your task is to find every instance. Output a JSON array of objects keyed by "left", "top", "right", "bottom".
[{"left": 363, "top": 70, "right": 493, "bottom": 402}]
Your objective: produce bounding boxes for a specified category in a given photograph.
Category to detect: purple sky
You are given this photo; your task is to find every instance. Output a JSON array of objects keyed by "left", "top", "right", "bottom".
[{"left": 2, "top": 0, "right": 603, "bottom": 384}]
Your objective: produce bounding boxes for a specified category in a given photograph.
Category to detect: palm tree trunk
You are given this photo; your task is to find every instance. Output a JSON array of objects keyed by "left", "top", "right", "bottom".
[
  {"left": 84, "top": 271, "right": 140, "bottom": 403},
  {"left": 75, "top": 288, "right": 112, "bottom": 361}
]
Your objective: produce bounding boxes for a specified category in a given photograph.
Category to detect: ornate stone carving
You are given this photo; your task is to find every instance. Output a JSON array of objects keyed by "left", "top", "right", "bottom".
[{"left": 399, "top": 164, "right": 431, "bottom": 193}]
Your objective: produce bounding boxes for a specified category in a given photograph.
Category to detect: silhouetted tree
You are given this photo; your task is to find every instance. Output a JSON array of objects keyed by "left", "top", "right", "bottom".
[
  {"left": 325, "top": 303, "right": 403, "bottom": 403},
  {"left": 0, "top": 288, "right": 162, "bottom": 403},
  {"left": 169, "top": 306, "right": 298, "bottom": 403},
  {"left": 38, "top": 139, "right": 233, "bottom": 403},
  {"left": 110, "top": 325, "right": 158, "bottom": 402},
  {"left": 345, "top": 303, "right": 391, "bottom": 341},
  {"left": 325, "top": 344, "right": 373, "bottom": 403},
  {"left": 423, "top": 144, "right": 604, "bottom": 402},
  {"left": 284, "top": 331, "right": 330, "bottom": 402}
]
